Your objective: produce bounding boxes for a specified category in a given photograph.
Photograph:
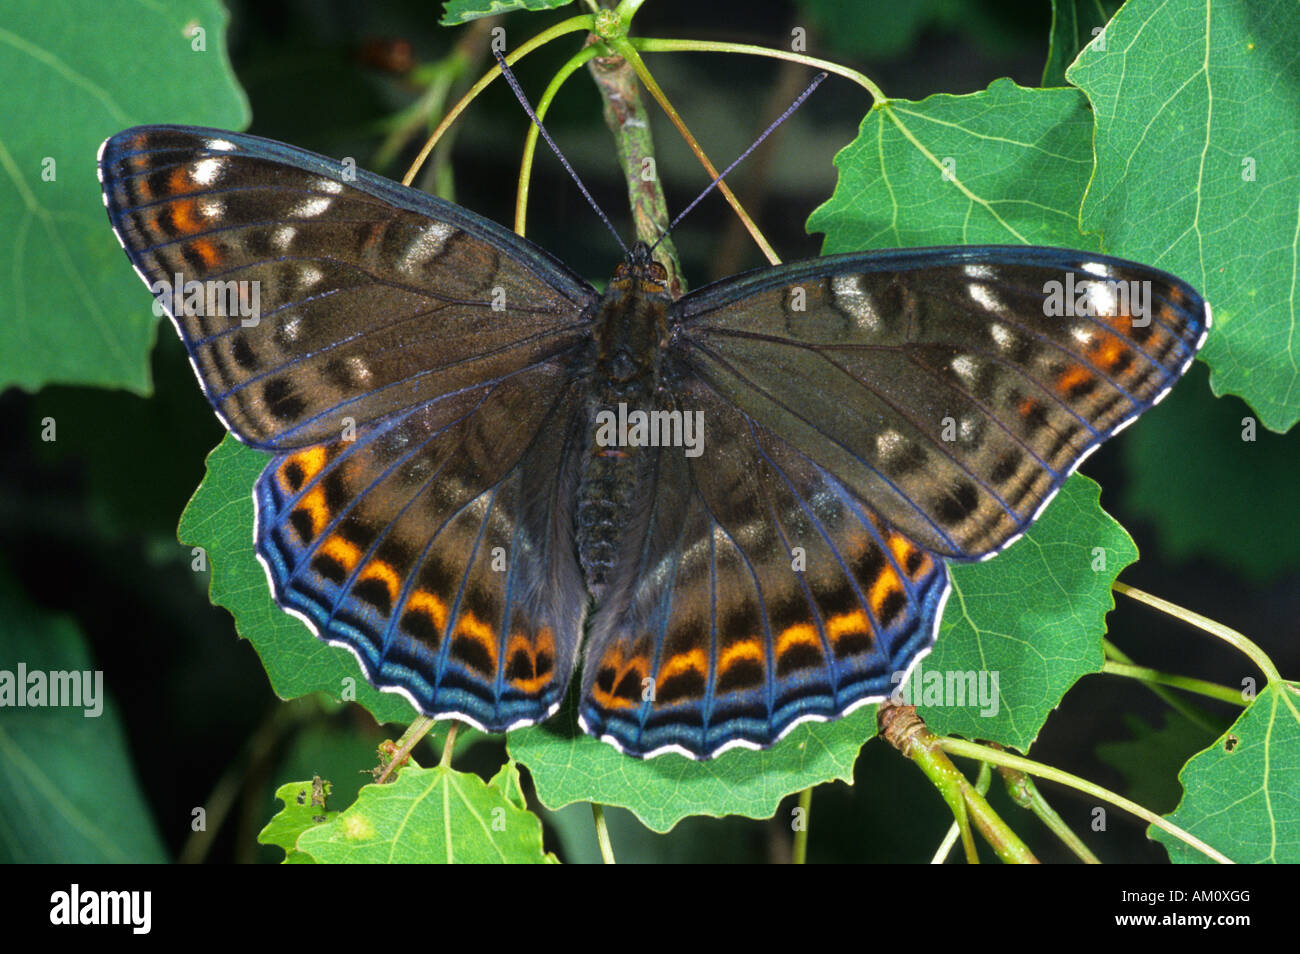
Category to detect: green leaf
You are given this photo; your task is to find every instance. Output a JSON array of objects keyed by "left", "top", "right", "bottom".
[
  {"left": 1121, "top": 363, "right": 1300, "bottom": 584},
  {"left": 295, "top": 766, "right": 557, "bottom": 863},
  {"left": 439, "top": 0, "right": 574, "bottom": 27},
  {"left": 1153, "top": 682, "right": 1300, "bottom": 863},
  {"left": 177, "top": 435, "right": 417, "bottom": 726},
  {"left": 488, "top": 759, "right": 528, "bottom": 811},
  {"left": 808, "top": 80, "right": 1099, "bottom": 252},
  {"left": 1042, "top": 0, "right": 1120, "bottom": 87},
  {"left": 258, "top": 779, "right": 338, "bottom": 864},
  {"left": 917, "top": 476, "right": 1137, "bottom": 751},
  {"left": 1067, "top": 0, "right": 1300, "bottom": 432},
  {"left": 0, "top": 0, "right": 249, "bottom": 394},
  {"left": 510, "top": 697, "right": 875, "bottom": 833},
  {"left": 0, "top": 568, "right": 168, "bottom": 862}
]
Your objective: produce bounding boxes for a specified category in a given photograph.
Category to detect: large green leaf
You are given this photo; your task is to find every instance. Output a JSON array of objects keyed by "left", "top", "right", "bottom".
[
  {"left": 808, "top": 80, "right": 1099, "bottom": 252},
  {"left": 509, "top": 695, "right": 876, "bottom": 834},
  {"left": 295, "top": 764, "right": 556, "bottom": 863},
  {"left": 0, "top": 568, "right": 168, "bottom": 862},
  {"left": 919, "top": 477, "right": 1137, "bottom": 750},
  {"left": 1067, "top": 0, "right": 1300, "bottom": 432},
  {"left": 0, "top": 0, "right": 249, "bottom": 394},
  {"left": 1154, "top": 681, "right": 1300, "bottom": 863},
  {"left": 258, "top": 779, "right": 338, "bottom": 864}
]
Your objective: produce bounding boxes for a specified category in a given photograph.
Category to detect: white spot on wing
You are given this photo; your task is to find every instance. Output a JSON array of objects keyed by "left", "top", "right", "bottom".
[
  {"left": 969, "top": 283, "right": 1001, "bottom": 313},
  {"left": 876, "top": 429, "right": 906, "bottom": 460},
  {"left": 401, "top": 221, "right": 455, "bottom": 270},
  {"left": 290, "top": 196, "right": 332, "bottom": 218},
  {"left": 272, "top": 225, "right": 296, "bottom": 250},
  {"left": 950, "top": 354, "right": 978, "bottom": 382},
  {"left": 205, "top": 138, "right": 237, "bottom": 152},
  {"left": 347, "top": 355, "right": 371, "bottom": 383},
  {"left": 830, "top": 273, "right": 879, "bottom": 330},
  {"left": 963, "top": 264, "right": 995, "bottom": 279},
  {"left": 192, "top": 157, "right": 223, "bottom": 186}
]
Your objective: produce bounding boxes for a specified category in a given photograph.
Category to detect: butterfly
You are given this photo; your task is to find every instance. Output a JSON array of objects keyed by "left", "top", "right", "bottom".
[{"left": 98, "top": 125, "right": 1209, "bottom": 759}]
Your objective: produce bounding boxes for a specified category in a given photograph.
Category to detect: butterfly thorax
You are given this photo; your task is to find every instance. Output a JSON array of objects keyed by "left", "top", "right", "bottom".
[{"left": 575, "top": 243, "right": 673, "bottom": 594}]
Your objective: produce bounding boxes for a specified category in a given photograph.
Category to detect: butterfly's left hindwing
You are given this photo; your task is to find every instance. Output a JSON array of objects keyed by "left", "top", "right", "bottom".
[{"left": 256, "top": 364, "right": 589, "bottom": 731}]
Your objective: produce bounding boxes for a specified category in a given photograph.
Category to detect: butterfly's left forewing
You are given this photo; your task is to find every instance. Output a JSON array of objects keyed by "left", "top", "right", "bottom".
[{"left": 98, "top": 126, "right": 597, "bottom": 449}]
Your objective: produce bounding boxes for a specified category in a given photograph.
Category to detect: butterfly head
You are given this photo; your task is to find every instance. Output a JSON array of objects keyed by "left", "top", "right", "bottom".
[{"left": 612, "top": 241, "right": 669, "bottom": 294}]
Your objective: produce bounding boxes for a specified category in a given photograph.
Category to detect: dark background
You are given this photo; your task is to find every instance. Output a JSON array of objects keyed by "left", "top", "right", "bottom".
[{"left": 1, "top": 0, "right": 1295, "bottom": 863}]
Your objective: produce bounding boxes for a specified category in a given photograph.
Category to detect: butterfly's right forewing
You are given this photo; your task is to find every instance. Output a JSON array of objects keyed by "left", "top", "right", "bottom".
[{"left": 673, "top": 246, "right": 1209, "bottom": 561}]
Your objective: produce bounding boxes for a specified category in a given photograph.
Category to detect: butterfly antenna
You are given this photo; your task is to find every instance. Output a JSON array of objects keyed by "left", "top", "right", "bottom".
[
  {"left": 494, "top": 49, "right": 630, "bottom": 258},
  {"left": 651, "top": 71, "right": 828, "bottom": 253}
]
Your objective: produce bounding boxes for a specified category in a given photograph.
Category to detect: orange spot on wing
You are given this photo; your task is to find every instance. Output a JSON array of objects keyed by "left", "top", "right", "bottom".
[
  {"left": 358, "top": 558, "right": 399, "bottom": 601},
  {"left": 776, "top": 623, "right": 820, "bottom": 656},
  {"left": 1089, "top": 332, "right": 1128, "bottom": 370},
  {"left": 866, "top": 561, "right": 903, "bottom": 618},
  {"left": 1056, "top": 364, "right": 1092, "bottom": 396},
  {"left": 658, "top": 649, "right": 708, "bottom": 685},
  {"left": 719, "top": 639, "right": 763, "bottom": 671},
  {"left": 455, "top": 610, "right": 494, "bottom": 645},
  {"left": 591, "top": 645, "right": 646, "bottom": 710},
  {"left": 828, "top": 610, "right": 873, "bottom": 641},
  {"left": 188, "top": 238, "right": 221, "bottom": 267},
  {"left": 407, "top": 588, "right": 449, "bottom": 633},
  {"left": 170, "top": 198, "right": 201, "bottom": 234},
  {"left": 318, "top": 534, "right": 361, "bottom": 574}
]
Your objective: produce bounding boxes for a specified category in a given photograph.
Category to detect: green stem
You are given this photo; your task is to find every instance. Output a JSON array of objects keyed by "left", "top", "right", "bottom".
[
  {"left": 591, "top": 803, "right": 616, "bottom": 863},
  {"left": 939, "top": 737, "right": 1234, "bottom": 863},
  {"left": 1102, "top": 659, "right": 1245, "bottom": 707},
  {"left": 513, "top": 41, "right": 608, "bottom": 238},
  {"left": 879, "top": 705, "right": 1036, "bottom": 863},
  {"left": 996, "top": 758, "right": 1100, "bottom": 864},
  {"left": 930, "top": 762, "right": 991, "bottom": 863},
  {"left": 401, "top": 14, "right": 596, "bottom": 187},
  {"left": 1115, "top": 582, "right": 1283, "bottom": 685},
  {"left": 439, "top": 722, "right": 459, "bottom": 769},
  {"left": 376, "top": 715, "right": 434, "bottom": 784},
  {"left": 1102, "top": 639, "right": 1226, "bottom": 734},
  {"left": 627, "top": 37, "right": 884, "bottom": 101},
  {"left": 792, "top": 787, "right": 813, "bottom": 864},
  {"left": 612, "top": 36, "right": 780, "bottom": 265}
]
